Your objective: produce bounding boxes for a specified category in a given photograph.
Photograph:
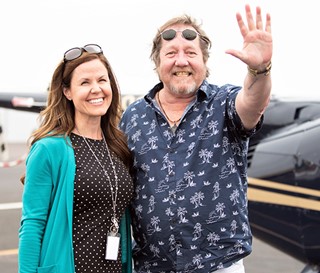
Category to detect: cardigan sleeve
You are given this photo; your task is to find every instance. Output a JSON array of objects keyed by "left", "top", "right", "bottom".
[{"left": 19, "top": 141, "right": 54, "bottom": 273}]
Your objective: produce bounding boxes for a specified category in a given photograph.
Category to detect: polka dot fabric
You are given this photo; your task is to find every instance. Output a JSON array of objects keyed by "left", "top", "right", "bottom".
[{"left": 70, "top": 133, "right": 133, "bottom": 273}]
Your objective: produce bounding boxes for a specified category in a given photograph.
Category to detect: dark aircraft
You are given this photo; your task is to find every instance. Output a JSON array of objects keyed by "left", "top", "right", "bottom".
[
  {"left": 1, "top": 92, "right": 320, "bottom": 272},
  {"left": 0, "top": 92, "right": 47, "bottom": 113},
  {"left": 247, "top": 97, "right": 320, "bottom": 273}
]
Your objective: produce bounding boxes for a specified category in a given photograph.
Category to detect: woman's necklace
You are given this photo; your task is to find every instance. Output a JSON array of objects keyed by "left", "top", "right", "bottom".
[
  {"left": 75, "top": 128, "right": 119, "bottom": 235},
  {"left": 157, "top": 91, "right": 181, "bottom": 132}
]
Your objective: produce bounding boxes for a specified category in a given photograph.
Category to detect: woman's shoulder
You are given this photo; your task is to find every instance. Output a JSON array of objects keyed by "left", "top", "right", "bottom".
[
  {"left": 31, "top": 135, "right": 71, "bottom": 154},
  {"left": 36, "top": 134, "right": 69, "bottom": 145}
]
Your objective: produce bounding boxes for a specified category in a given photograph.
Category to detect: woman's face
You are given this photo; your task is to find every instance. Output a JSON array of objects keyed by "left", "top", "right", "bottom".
[{"left": 63, "top": 59, "right": 113, "bottom": 126}]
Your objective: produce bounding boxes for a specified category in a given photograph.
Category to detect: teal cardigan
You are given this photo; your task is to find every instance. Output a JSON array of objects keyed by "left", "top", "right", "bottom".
[{"left": 19, "top": 136, "right": 132, "bottom": 273}]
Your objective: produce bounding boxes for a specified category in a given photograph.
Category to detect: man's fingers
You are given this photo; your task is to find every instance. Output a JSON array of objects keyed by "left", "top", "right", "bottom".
[
  {"left": 245, "top": 4, "right": 255, "bottom": 31},
  {"left": 265, "top": 13, "right": 272, "bottom": 33},
  {"left": 236, "top": 13, "right": 248, "bottom": 37},
  {"left": 255, "top": 6, "right": 263, "bottom": 30}
]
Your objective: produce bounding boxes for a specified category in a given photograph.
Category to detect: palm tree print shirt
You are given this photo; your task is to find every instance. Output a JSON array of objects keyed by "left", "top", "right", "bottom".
[{"left": 120, "top": 80, "right": 262, "bottom": 273}]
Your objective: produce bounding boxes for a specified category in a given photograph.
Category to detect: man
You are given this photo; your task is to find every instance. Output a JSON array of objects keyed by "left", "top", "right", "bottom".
[{"left": 120, "top": 5, "right": 272, "bottom": 273}]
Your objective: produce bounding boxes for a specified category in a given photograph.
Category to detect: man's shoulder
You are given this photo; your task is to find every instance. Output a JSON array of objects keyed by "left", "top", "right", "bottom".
[
  {"left": 200, "top": 81, "right": 241, "bottom": 98},
  {"left": 122, "top": 97, "right": 146, "bottom": 118}
]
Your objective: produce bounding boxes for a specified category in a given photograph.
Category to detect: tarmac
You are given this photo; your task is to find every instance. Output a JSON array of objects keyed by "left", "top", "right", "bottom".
[{"left": 0, "top": 143, "right": 305, "bottom": 273}]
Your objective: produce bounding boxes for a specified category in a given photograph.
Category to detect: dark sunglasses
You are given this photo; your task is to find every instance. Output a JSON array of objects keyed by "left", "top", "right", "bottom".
[
  {"left": 160, "top": 29, "right": 200, "bottom": 41},
  {"left": 63, "top": 44, "right": 103, "bottom": 62}
]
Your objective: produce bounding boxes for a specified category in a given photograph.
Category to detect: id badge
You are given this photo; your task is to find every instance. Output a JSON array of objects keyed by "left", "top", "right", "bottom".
[{"left": 105, "top": 232, "right": 120, "bottom": 260}]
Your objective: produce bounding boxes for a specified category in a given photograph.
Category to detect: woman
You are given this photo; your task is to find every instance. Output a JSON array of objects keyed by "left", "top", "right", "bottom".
[{"left": 18, "top": 44, "right": 133, "bottom": 273}]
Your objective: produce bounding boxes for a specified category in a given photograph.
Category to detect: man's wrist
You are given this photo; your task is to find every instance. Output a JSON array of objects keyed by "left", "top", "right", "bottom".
[{"left": 248, "top": 62, "right": 272, "bottom": 77}]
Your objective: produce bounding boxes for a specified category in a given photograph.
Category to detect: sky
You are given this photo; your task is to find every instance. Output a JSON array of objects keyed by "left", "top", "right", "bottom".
[{"left": 1, "top": 0, "right": 320, "bottom": 143}]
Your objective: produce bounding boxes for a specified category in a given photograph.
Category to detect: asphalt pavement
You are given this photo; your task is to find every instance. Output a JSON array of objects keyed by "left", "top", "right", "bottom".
[{"left": 0, "top": 143, "right": 305, "bottom": 273}]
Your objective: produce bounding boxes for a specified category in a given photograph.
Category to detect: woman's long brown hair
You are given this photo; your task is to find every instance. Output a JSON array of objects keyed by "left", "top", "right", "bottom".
[{"left": 20, "top": 51, "right": 133, "bottom": 184}]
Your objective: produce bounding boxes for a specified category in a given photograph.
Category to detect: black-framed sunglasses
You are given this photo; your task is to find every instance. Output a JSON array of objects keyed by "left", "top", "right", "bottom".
[
  {"left": 63, "top": 44, "right": 103, "bottom": 62},
  {"left": 160, "top": 29, "right": 200, "bottom": 41}
]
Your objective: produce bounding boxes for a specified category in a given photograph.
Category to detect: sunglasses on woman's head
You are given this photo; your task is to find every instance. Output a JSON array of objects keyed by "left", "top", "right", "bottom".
[
  {"left": 160, "top": 29, "right": 200, "bottom": 41},
  {"left": 63, "top": 44, "right": 103, "bottom": 62}
]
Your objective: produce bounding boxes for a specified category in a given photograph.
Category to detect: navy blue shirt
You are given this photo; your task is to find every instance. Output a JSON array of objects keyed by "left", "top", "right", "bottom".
[{"left": 120, "top": 80, "right": 261, "bottom": 273}]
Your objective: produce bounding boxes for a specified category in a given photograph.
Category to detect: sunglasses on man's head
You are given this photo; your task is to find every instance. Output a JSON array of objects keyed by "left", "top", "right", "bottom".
[
  {"left": 63, "top": 44, "right": 103, "bottom": 62},
  {"left": 160, "top": 29, "right": 200, "bottom": 41}
]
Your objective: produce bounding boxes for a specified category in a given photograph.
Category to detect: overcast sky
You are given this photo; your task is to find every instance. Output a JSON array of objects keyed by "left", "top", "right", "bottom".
[
  {"left": 1, "top": 0, "right": 319, "bottom": 98},
  {"left": 1, "top": 0, "right": 320, "bottom": 143}
]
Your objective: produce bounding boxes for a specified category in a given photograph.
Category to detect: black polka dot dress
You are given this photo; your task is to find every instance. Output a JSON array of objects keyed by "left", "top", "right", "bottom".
[{"left": 70, "top": 133, "right": 133, "bottom": 273}]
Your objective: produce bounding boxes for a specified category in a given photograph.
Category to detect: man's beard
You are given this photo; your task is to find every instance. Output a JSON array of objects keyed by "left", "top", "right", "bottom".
[{"left": 169, "top": 81, "right": 198, "bottom": 96}]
